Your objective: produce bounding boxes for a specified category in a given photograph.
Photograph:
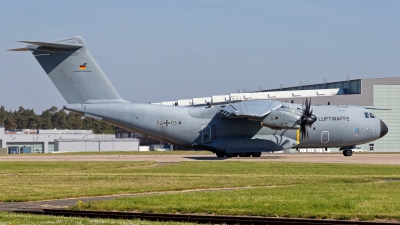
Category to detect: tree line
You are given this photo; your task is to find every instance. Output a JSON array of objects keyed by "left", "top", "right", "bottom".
[{"left": 0, "top": 106, "right": 115, "bottom": 134}]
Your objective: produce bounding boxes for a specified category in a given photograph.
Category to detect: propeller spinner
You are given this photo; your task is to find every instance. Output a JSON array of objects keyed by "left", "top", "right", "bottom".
[{"left": 300, "top": 98, "right": 317, "bottom": 140}]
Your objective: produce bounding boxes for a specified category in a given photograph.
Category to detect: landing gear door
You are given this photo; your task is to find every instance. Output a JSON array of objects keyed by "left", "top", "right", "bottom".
[
  {"left": 201, "top": 125, "right": 211, "bottom": 143},
  {"left": 321, "top": 131, "right": 329, "bottom": 143}
]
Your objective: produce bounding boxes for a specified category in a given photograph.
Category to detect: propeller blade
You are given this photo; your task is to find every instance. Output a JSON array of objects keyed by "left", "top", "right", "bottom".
[{"left": 300, "top": 97, "right": 316, "bottom": 140}]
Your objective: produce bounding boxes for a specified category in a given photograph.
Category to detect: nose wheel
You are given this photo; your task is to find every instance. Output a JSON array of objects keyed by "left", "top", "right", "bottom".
[{"left": 343, "top": 150, "right": 353, "bottom": 157}]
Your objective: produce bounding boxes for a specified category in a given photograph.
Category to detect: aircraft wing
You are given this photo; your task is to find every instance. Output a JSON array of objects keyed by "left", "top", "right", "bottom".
[{"left": 219, "top": 100, "right": 282, "bottom": 118}]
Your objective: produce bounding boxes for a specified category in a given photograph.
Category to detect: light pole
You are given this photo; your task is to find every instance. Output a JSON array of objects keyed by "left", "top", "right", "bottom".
[{"left": 32, "top": 125, "right": 35, "bottom": 154}]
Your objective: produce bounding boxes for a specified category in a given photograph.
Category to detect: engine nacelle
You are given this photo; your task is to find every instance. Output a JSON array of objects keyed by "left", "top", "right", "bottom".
[{"left": 262, "top": 109, "right": 301, "bottom": 130}]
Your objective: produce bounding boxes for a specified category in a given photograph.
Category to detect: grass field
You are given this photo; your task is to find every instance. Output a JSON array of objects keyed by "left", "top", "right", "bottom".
[
  {"left": 0, "top": 161, "right": 399, "bottom": 221},
  {"left": 78, "top": 182, "right": 400, "bottom": 221},
  {"left": 0, "top": 212, "right": 192, "bottom": 225}
]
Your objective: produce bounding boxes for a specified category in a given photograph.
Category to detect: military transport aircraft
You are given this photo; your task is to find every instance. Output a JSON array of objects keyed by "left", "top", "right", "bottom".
[{"left": 9, "top": 36, "right": 388, "bottom": 157}]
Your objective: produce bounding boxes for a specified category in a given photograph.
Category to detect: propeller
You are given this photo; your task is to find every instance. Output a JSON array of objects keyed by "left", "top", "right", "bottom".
[{"left": 300, "top": 98, "right": 317, "bottom": 140}]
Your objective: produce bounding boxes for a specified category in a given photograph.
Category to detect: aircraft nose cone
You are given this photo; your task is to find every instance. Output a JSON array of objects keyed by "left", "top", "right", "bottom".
[{"left": 380, "top": 120, "right": 388, "bottom": 138}]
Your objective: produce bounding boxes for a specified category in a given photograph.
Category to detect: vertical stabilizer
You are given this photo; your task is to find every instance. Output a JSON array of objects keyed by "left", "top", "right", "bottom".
[{"left": 10, "top": 36, "right": 129, "bottom": 104}]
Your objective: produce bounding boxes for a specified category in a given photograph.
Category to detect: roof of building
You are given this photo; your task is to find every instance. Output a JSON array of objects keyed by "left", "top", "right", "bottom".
[
  {"left": 55, "top": 138, "right": 139, "bottom": 142},
  {"left": 260, "top": 79, "right": 361, "bottom": 94}
]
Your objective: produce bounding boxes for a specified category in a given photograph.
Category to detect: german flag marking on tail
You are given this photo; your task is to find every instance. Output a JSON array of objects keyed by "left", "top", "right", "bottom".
[{"left": 80, "top": 63, "right": 87, "bottom": 70}]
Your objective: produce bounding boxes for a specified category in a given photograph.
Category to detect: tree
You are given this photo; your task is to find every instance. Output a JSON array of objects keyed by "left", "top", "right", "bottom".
[
  {"left": 40, "top": 109, "right": 53, "bottom": 129},
  {"left": 0, "top": 106, "right": 9, "bottom": 125},
  {"left": 49, "top": 106, "right": 58, "bottom": 115},
  {"left": 12, "top": 107, "right": 40, "bottom": 130},
  {"left": 82, "top": 117, "right": 93, "bottom": 130},
  {"left": 67, "top": 113, "right": 82, "bottom": 130},
  {"left": 53, "top": 109, "right": 68, "bottom": 129},
  {"left": 4, "top": 116, "right": 17, "bottom": 130},
  {"left": 0, "top": 105, "right": 116, "bottom": 134}
]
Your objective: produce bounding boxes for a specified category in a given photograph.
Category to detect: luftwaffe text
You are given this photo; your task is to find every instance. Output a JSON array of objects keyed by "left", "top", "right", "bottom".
[{"left": 318, "top": 116, "right": 350, "bottom": 121}]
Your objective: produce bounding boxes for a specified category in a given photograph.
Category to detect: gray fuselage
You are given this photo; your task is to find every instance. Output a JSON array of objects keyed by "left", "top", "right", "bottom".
[{"left": 66, "top": 102, "right": 385, "bottom": 154}]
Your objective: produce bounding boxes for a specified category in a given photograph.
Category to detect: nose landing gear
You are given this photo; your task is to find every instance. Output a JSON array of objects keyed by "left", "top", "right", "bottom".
[
  {"left": 342, "top": 150, "right": 353, "bottom": 157},
  {"left": 340, "top": 146, "right": 355, "bottom": 157}
]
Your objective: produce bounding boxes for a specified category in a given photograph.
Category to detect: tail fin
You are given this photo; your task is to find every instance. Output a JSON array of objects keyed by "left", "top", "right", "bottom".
[{"left": 9, "top": 36, "right": 129, "bottom": 104}]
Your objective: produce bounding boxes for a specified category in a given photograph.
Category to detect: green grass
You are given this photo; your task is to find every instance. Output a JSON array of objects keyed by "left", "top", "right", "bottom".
[
  {"left": 0, "top": 161, "right": 399, "bottom": 202},
  {"left": 78, "top": 182, "right": 400, "bottom": 221},
  {"left": 0, "top": 211, "right": 193, "bottom": 225},
  {"left": 0, "top": 161, "right": 399, "bottom": 221}
]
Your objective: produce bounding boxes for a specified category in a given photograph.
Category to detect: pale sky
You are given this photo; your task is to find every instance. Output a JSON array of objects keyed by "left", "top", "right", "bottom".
[{"left": 1, "top": 0, "right": 399, "bottom": 112}]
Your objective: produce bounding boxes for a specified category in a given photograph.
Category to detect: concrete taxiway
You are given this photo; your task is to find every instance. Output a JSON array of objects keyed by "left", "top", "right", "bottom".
[{"left": 0, "top": 153, "right": 399, "bottom": 165}]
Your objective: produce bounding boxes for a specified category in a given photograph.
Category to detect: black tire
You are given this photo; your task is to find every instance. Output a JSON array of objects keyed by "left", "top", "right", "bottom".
[
  {"left": 251, "top": 152, "right": 262, "bottom": 157},
  {"left": 347, "top": 150, "right": 353, "bottom": 156},
  {"left": 239, "top": 152, "right": 251, "bottom": 157},
  {"left": 343, "top": 150, "right": 353, "bottom": 157},
  {"left": 216, "top": 152, "right": 225, "bottom": 157},
  {"left": 227, "top": 153, "right": 240, "bottom": 158}
]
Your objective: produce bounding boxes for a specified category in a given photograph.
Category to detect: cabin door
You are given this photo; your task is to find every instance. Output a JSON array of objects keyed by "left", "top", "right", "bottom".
[{"left": 321, "top": 131, "right": 329, "bottom": 143}]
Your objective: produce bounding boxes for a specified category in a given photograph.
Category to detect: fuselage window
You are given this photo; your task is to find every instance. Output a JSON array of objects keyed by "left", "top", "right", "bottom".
[
  {"left": 364, "top": 112, "right": 369, "bottom": 118},
  {"left": 369, "top": 113, "right": 375, "bottom": 118}
]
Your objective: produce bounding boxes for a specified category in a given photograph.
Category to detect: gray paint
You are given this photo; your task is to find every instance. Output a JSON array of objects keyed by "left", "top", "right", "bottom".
[
  {"left": 22, "top": 36, "right": 128, "bottom": 104},
  {"left": 12, "top": 36, "right": 389, "bottom": 156}
]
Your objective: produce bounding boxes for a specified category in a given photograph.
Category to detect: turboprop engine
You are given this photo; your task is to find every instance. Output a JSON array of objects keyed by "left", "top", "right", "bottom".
[{"left": 261, "top": 108, "right": 301, "bottom": 130}]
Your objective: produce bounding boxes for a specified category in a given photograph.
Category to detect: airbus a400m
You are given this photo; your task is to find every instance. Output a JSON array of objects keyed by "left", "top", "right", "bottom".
[{"left": 9, "top": 36, "right": 388, "bottom": 157}]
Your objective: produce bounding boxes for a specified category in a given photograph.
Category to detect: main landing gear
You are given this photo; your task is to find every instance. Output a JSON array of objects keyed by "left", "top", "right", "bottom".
[
  {"left": 216, "top": 152, "right": 226, "bottom": 157},
  {"left": 215, "top": 152, "right": 262, "bottom": 158},
  {"left": 342, "top": 150, "right": 353, "bottom": 157}
]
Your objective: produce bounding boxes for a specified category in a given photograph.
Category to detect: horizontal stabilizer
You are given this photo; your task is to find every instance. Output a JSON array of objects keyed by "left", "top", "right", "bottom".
[
  {"left": 8, "top": 47, "right": 30, "bottom": 51},
  {"left": 18, "top": 41, "right": 83, "bottom": 49}
]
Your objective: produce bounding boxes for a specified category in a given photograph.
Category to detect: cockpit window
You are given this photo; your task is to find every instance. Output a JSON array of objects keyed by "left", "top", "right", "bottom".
[
  {"left": 364, "top": 112, "right": 369, "bottom": 118},
  {"left": 369, "top": 113, "right": 375, "bottom": 118}
]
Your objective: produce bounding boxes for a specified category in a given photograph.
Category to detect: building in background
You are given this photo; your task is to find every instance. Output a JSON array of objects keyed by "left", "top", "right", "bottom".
[
  {"left": 256, "top": 77, "right": 399, "bottom": 152},
  {"left": 116, "top": 128, "right": 174, "bottom": 151},
  {"left": 55, "top": 138, "right": 139, "bottom": 152},
  {"left": 0, "top": 125, "right": 139, "bottom": 154},
  {"left": 152, "top": 77, "right": 400, "bottom": 152}
]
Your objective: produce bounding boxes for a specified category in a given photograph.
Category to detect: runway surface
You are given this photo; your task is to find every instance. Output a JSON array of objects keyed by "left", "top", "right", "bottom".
[{"left": 0, "top": 153, "right": 399, "bottom": 165}]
